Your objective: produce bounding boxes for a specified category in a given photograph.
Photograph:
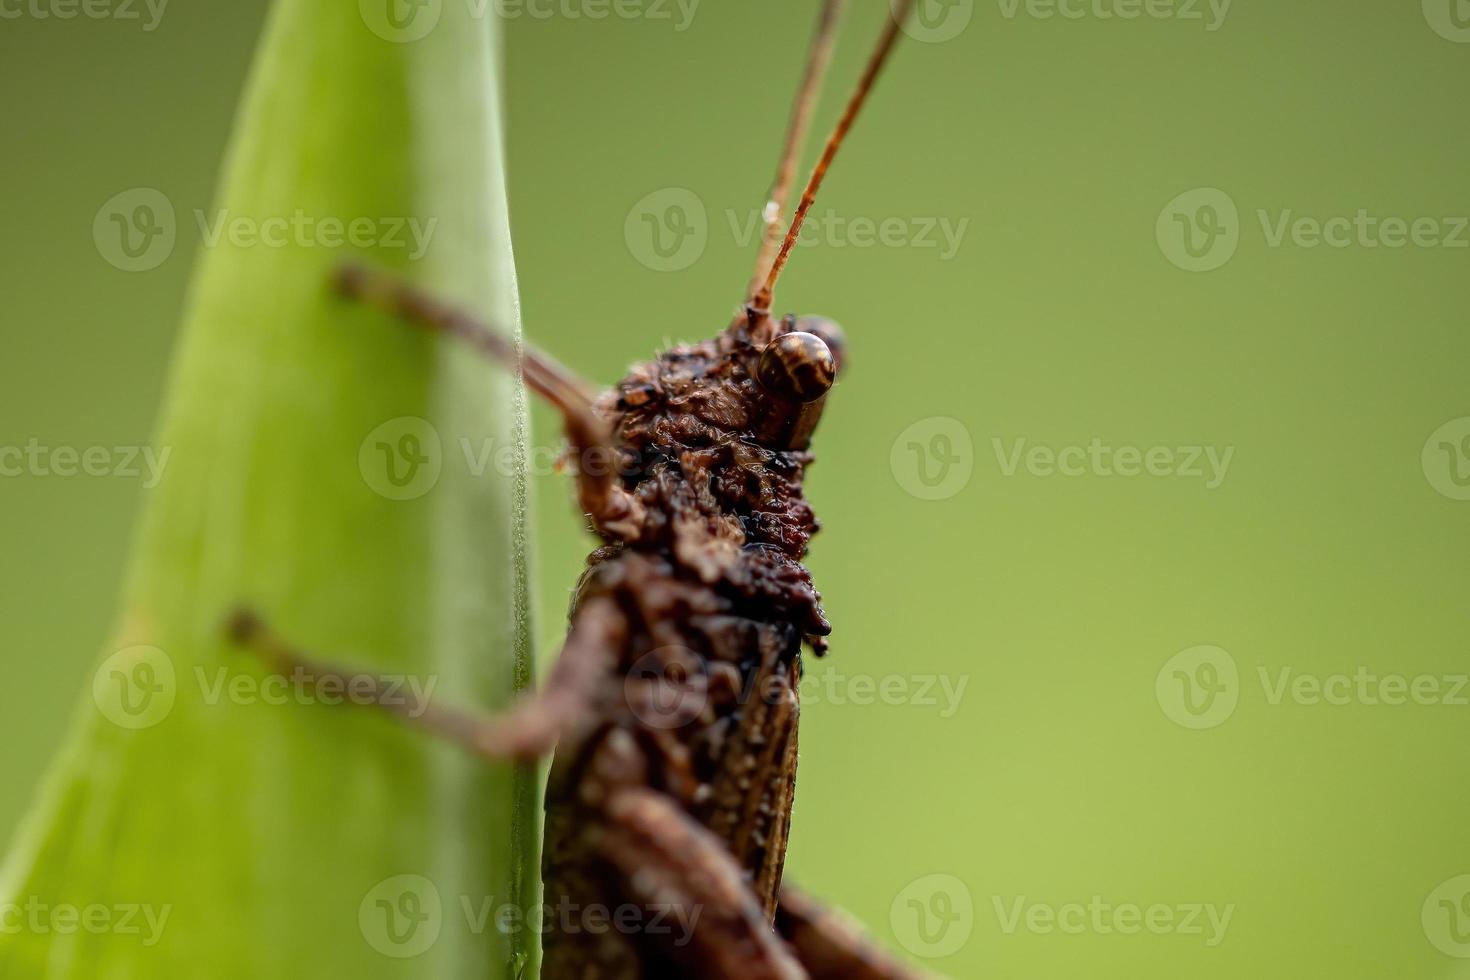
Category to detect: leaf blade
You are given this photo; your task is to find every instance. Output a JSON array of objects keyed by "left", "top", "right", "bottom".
[{"left": 0, "top": 2, "right": 537, "bottom": 977}]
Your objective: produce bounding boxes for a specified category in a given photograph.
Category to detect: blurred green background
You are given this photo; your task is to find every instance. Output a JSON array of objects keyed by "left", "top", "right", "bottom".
[{"left": 3, "top": 1, "right": 1470, "bottom": 977}]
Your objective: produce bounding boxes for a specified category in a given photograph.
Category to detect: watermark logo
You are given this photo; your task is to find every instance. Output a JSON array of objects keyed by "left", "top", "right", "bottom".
[
  {"left": 193, "top": 664, "right": 437, "bottom": 714},
  {"left": 0, "top": 440, "right": 171, "bottom": 488},
  {"left": 627, "top": 189, "right": 969, "bottom": 271},
  {"left": 498, "top": 0, "right": 701, "bottom": 30},
  {"left": 1423, "top": 875, "right": 1470, "bottom": 957},
  {"left": 359, "top": 417, "right": 443, "bottom": 501},
  {"left": 0, "top": 0, "right": 169, "bottom": 31},
  {"left": 93, "top": 645, "right": 176, "bottom": 730},
  {"left": 0, "top": 898, "right": 172, "bottom": 946},
  {"left": 1423, "top": 0, "right": 1470, "bottom": 42},
  {"left": 1160, "top": 651, "right": 1470, "bottom": 723},
  {"left": 625, "top": 188, "right": 707, "bottom": 272},
  {"left": 360, "top": 0, "right": 442, "bottom": 42},
  {"left": 992, "top": 437, "right": 1234, "bottom": 489},
  {"left": 1157, "top": 187, "right": 1239, "bottom": 272},
  {"left": 93, "top": 188, "right": 176, "bottom": 272},
  {"left": 1156, "top": 645, "right": 1238, "bottom": 730},
  {"left": 361, "top": 0, "right": 700, "bottom": 38},
  {"left": 1161, "top": 190, "right": 1470, "bottom": 271},
  {"left": 97, "top": 191, "right": 437, "bottom": 271},
  {"left": 359, "top": 879, "right": 701, "bottom": 949},
  {"left": 993, "top": 895, "right": 1234, "bottom": 945},
  {"left": 1423, "top": 417, "right": 1470, "bottom": 501},
  {"left": 727, "top": 207, "right": 968, "bottom": 260},
  {"left": 900, "top": 0, "right": 974, "bottom": 43},
  {"left": 193, "top": 210, "right": 437, "bottom": 259},
  {"left": 360, "top": 874, "right": 443, "bottom": 958},
  {"left": 997, "top": 0, "right": 1232, "bottom": 31},
  {"left": 626, "top": 651, "right": 969, "bottom": 724},
  {"left": 1258, "top": 210, "right": 1469, "bottom": 250},
  {"left": 624, "top": 648, "right": 708, "bottom": 730},
  {"left": 891, "top": 417, "right": 975, "bottom": 501},
  {"left": 1257, "top": 666, "right": 1468, "bottom": 707},
  {"left": 890, "top": 873, "right": 974, "bottom": 959},
  {"left": 803, "top": 669, "right": 969, "bottom": 717}
]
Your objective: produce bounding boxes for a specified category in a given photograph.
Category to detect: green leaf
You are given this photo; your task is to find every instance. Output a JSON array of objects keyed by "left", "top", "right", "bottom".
[{"left": 0, "top": 2, "right": 537, "bottom": 978}]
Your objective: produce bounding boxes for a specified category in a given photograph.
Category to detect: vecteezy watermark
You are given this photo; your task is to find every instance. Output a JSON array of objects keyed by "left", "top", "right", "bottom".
[
  {"left": 1423, "top": 875, "right": 1470, "bottom": 958},
  {"left": 996, "top": 0, "right": 1232, "bottom": 31},
  {"left": 891, "top": 417, "right": 976, "bottom": 501},
  {"left": 1256, "top": 209, "right": 1470, "bottom": 251},
  {"left": 803, "top": 668, "right": 969, "bottom": 717},
  {"left": 890, "top": 874, "right": 974, "bottom": 959},
  {"left": 370, "top": 418, "right": 1224, "bottom": 505},
  {"left": 358, "top": 875, "right": 702, "bottom": 959},
  {"left": 359, "top": 0, "right": 700, "bottom": 44},
  {"left": 358, "top": 0, "right": 443, "bottom": 43},
  {"left": 356, "top": 419, "right": 743, "bottom": 500},
  {"left": 0, "top": 898, "right": 172, "bottom": 947},
  {"left": 360, "top": 417, "right": 444, "bottom": 501},
  {"left": 623, "top": 187, "right": 971, "bottom": 274},
  {"left": 93, "top": 188, "right": 177, "bottom": 272},
  {"left": 93, "top": 188, "right": 438, "bottom": 272},
  {"left": 0, "top": 0, "right": 168, "bottom": 31},
  {"left": 193, "top": 664, "right": 438, "bottom": 716},
  {"left": 362, "top": 422, "right": 637, "bottom": 500},
  {"left": 91, "top": 644, "right": 439, "bottom": 731},
  {"left": 1157, "top": 645, "right": 1470, "bottom": 730},
  {"left": 1156, "top": 645, "right": 1239, "bottom": 730},
  {"left": 358, "top": 419, "right": 635, "bottom": 502},
  {"left": 992, "top": 895, "right": 1235, "bottom": 946},
  {"left": 93, "top": 645, "right": 177, "bottom": 730},
  {"left": 360, "top": 875, "right": 443, "bottom": 958},
  {"left": 899, "top": 0, "right": 975, "bottom": 43},
  {"left": 1257, "top": 666, "right": 1470, "bottom": 708},
  {"left": 1155, "top": 187, "right": 1239, "bottom": 272},
  {"left": 0, "top": 440, "right": 171, "bottom": 488},
  {"left": 992, "top": 437, "right": 1234, "bottom": 489},
  {"left": 1423, "top": 0, "right": 1470, "bottom": 43},
  {"left": 623, "top": 646, "right": 971, "bottom": 731},
  {"left": 495, "top": 0, "right": 699, "bottom": 29},
  {"left": 897, "top": 0, "right": 1231, "bottom": 43},
  {"left": 891, "top": 423, "right": 1233, "bottom": 501},
  {"left": 624, "top": 648, "right": 709, "bottom": 730},
  {"left": 460, "top": 438, "right": 629, "bottom": 484},
  {"left": 624, "top": 188, "right": 707, "bottom": 272},
  {"left": 722, "top": 207, "right": 969, "bottom": 262},
  {"left": 194, "top": 210, "right": 437, "bottom": 260},
  {"left": 1423, "top": 416, "right": 1470, "bottom": 501},
  {"left": 1158, "top": 187, "right": 1470, "bottom": 272}
]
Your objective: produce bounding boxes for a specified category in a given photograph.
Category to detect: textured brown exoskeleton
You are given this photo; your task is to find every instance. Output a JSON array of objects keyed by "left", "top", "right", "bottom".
[{"left": 231, "top": 3, "right": 927, "bottom": 977}]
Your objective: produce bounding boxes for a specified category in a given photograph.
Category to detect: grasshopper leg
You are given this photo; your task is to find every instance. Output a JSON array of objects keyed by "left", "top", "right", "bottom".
[
  {"left": 775, "top": 885, "right": 926, "bottom": 980},
  {"left": 223, "top": 596, "right": 625, "bottom": 760},
  {"left": 593, "top": 785, "right": 807, "bottom": 980},
  {"left": 334, "top": 264, "right": 645, "bottom": 539}
]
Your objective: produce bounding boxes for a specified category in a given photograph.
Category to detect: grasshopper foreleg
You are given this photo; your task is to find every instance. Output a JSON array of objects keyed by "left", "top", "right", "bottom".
[
  {"left": 776, "top": 885, "right": 926, "bottom": 980},
  {"left": 223, "top": 597, "right": 624, "bottom": 760},
  {"left": 334, "top": 264, "right": 645, "bottom": 539},
  {"left": 593, "top": 783, "right": 807, "bottom": 980}
]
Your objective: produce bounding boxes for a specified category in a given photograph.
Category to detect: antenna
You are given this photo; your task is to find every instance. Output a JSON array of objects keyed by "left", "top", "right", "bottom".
[
  {"left": 753, "top": 0, "right": 915, "bottom": 312},
  {"left": 745, "top": 0, "right": 848, "bottom": 303}
]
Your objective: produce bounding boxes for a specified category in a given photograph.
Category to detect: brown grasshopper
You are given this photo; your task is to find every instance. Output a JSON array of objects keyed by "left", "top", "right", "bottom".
[{"left": 230, "top": 2, "right": 928, "bottom": 976}]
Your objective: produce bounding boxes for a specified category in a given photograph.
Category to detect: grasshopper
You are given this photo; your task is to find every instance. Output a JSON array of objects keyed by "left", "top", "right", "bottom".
[{"left": 231, "top": 2, "right": 928, "bottom": 976}]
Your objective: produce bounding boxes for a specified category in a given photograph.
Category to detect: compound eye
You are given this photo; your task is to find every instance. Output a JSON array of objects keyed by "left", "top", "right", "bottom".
[
  {"left": 758, "top": 331, "right": 835, "bottom": 403},
  {"left": 794, "top": 316, "right": 846, "bottom": 372}
]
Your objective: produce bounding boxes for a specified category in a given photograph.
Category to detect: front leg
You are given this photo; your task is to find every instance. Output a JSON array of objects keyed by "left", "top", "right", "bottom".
[
  {"left": 334, "top": 264, "right": 645, "bottom": 539},
  {"left": 776, "top": 885, "right": 928, "bottom": 980},
  {"left": 595, "top": 786, "right": 807, "bottom": 980},
  {"left": 223, "top": 597, "right": 624, "bottom": 760}
]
